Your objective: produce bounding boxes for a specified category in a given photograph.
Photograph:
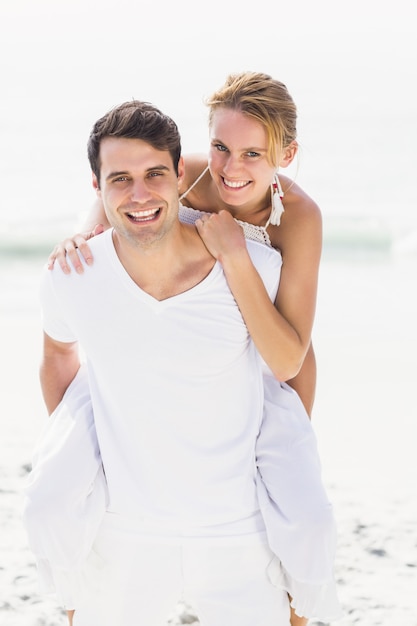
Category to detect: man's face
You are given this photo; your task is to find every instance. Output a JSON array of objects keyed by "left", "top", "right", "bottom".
[{"left": 95, "top": 136, "right": 184, "bottom": 250}]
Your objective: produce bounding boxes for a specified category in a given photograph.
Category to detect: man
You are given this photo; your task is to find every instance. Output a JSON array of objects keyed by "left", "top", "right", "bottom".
[{"left": 34, "top": 101, "right": 288, "bottom": 625}]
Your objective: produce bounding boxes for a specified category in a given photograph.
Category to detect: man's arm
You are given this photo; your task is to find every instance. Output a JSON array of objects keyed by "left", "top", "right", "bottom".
[{"left": 40, "top": 332, "right": 80, "bottom": 415}]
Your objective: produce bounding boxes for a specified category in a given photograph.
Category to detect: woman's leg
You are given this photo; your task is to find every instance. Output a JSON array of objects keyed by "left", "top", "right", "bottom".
[{"left": 290, "top": 603, "right": 308, "bottom": 626}]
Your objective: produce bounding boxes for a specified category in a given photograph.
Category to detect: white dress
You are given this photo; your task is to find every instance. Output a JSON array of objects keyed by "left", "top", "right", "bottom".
[{"left": 23, "top": 201, "right": 342, "bottom": 621}]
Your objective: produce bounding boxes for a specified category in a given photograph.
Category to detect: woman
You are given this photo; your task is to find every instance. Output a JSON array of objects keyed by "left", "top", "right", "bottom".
[{"left": 47, "top": 72, "right": 341, "bottom": 625}]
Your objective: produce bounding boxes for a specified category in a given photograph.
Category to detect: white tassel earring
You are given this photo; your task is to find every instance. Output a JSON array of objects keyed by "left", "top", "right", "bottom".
[{"left": 268, "top": 173, "right": 284, "bottom": 226}]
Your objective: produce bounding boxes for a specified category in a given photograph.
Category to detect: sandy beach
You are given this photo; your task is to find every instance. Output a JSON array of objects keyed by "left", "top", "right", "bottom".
[{"left": 1, "top": 252, "right": 416, "bottom": 626}]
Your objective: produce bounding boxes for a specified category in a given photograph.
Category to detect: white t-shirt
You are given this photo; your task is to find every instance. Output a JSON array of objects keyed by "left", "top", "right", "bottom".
[{"left": 41, "top": 228, "right": 282, "bottom": 535}]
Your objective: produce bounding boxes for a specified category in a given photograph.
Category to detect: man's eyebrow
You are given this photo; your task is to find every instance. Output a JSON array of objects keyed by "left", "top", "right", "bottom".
[
  {"left": 106, "top": 170, "right": 129, "bottom": 181},
  {"left": 147, "top": 164, "right": 171, "bottom": 172},
  {"left": 105, "top": 165, "right": 171, "bottom": 181}
]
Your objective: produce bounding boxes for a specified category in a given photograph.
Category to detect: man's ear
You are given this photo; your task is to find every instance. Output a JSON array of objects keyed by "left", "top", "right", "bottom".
[
  {"left": 92, "top": 172, "right": 101, "bottom": 195},
  {"left": 177, "top": 156, "right": 185, "bottom": 188},
  {"left": 278, "top": 140, "right": 298, "bottom": 169}
]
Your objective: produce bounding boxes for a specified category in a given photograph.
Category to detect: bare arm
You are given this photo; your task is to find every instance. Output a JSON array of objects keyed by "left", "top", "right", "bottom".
[
  {"left": 40, "top": 338, "right": 79, "bottom": 626},
  {"left": 286, "top": 342, "right": 316, "bottom": 417},
  {"left": 80, "top": 197, "right": 110, "bottom": 233},
  {"left": 272, "top": 179, "right": 322, "bottom": 415},
  {"left": 196, "top": 197, "right": 321, "bottom": 397},
  {"left": 196, "top": 210, "right": 320, "bottom": 382},
  {"left": 40, "top": 332, "right": 80, "bottom": 415}
]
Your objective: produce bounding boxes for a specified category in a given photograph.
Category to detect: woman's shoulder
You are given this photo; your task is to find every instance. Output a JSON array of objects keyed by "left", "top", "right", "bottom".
[
  {"left": 271, "top": 175, "right": 322, "bottom": 251},
  {"left": 279, "top": 174, "right": 321, "bottom": 219}
]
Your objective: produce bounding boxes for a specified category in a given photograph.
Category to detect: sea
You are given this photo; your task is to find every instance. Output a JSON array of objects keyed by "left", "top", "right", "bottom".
[{"left": 1, "top": 105, "right": 417, "bottom": 312}]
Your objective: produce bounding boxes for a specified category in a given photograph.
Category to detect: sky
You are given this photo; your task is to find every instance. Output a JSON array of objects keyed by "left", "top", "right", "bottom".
[{"left": 1, "top": 0, "right": 416, "bottom": 232}]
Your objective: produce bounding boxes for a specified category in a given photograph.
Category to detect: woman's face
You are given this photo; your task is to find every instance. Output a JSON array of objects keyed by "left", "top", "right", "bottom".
[{"left": 208, "top": 108, "right": 277, "bottom": 213}]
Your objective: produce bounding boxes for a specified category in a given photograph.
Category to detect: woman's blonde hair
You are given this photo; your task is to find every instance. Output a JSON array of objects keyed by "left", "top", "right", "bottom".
[{"left": 206, "top": 72, "right": 297, "bottom": 166}]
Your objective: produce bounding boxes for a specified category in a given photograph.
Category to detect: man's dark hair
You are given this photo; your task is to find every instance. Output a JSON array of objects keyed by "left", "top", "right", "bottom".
[{"left": 87, "top": 100, "right": 182, "bottom": 185}]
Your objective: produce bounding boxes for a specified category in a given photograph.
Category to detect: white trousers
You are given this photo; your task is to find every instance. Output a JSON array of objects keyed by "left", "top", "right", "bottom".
[{"left": 73, "top": 515, "right": 291, "bottom": 626}]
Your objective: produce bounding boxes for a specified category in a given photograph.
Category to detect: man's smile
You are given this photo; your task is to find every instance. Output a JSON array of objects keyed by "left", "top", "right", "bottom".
[{"left": 126, "top": 208, "right": 161, "bottom": 222}]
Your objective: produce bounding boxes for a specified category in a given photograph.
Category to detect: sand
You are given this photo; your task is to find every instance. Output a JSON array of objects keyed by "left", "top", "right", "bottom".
[{"left": 1, "top": 254, "right": 416, "bottom": 625}]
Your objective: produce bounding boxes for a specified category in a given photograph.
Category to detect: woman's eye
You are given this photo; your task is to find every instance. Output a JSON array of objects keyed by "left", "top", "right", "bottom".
[
  {"left": 214, "top": 143, "right": 227, "bottom": 152},
  {"left": 246, "top": 151, "right": 260, "bottom": 158}
]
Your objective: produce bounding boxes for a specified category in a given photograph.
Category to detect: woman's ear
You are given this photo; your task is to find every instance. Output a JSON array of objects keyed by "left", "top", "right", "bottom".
[{"left": 279, "top": 140, "right": 298, "bottom": 169}]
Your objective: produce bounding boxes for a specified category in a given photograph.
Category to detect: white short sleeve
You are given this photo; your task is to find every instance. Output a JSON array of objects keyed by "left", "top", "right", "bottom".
[{"left": 40, "top": 266, "right": 77, "bottom": 343}]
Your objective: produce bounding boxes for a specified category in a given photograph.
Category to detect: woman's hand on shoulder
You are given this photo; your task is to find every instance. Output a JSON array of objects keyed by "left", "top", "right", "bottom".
[
  {"left": 47, "top": 224, "right": 105, "bottom": 274},
  {"left": 195, "top": 210, "right": 246, "bottom": 263}
]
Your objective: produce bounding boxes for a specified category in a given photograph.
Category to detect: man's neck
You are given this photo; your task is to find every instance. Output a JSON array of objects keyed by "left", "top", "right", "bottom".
[{"left": 112, "top": 224, "right": 216, "bottom": 301}]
